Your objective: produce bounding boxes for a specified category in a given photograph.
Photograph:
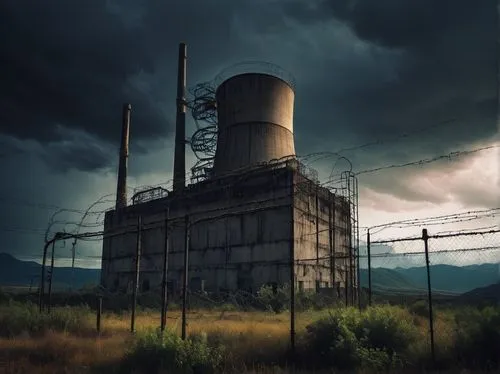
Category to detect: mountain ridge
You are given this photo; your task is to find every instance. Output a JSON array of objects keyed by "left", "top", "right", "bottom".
[
  {"left": 0, "top": 253, "right": 100, "bottom": 290},
  {"left": 0, "top": 253, "right": 498, "bottom": 294}
]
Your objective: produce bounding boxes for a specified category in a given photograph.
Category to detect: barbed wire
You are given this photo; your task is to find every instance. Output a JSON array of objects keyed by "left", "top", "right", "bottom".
[
  {"left": 321, "top": 144, "right": 500, "bottom": 187},
  {"left": 366, "top": 208, "right": 500, "bottom": 236}
]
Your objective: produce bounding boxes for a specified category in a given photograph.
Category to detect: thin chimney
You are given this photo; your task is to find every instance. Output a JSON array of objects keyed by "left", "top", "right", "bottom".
[
  {"left": 173, "top": 42, "right": 187, "bottom": 192},
  {"left": 116, "top": 103, "right": 131, "bottom": 210}
]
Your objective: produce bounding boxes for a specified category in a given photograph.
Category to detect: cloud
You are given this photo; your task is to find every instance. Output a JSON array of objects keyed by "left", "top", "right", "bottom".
[
  {"left": 282, "top": 0, "right": 497, "bottom": 153},
  {"left": 356, "top": 142, "right": 500, "bottom": 208},
  {"left": 0, "top": 0, "right": 497, "bottom": 265},
  {"left": 1, "top": 0, "right": 496, "bottom": 172}
]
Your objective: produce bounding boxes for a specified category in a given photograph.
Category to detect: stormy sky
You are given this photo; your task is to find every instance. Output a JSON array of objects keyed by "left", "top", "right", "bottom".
[{"left": 0, "top": 0, "right": 498, "bottom": 268}]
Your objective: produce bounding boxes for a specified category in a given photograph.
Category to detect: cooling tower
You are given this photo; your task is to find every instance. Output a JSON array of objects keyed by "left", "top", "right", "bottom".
[{"left": 212, "top": 73, "right": 296, "bottom": 175}]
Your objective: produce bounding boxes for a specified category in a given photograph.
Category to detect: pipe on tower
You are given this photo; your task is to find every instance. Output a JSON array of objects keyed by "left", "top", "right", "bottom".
[
  {"left": 173, "top": 42, "right": 187, "bottom": 192},
  {"left": 116, "top": 103, "right": 131, "bottom": 210}
]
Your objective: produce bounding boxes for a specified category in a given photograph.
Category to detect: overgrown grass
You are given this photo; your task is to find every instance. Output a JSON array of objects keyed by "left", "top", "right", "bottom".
[
  {"left": 0, "top": 296, "right": 498, "bottom": 373},
  {"left": 123, "top": 328, "right": 224, "bottom": 374},
  {"left": 300, "top": 305, "right": 417, "bottom": 371},
  {"left": 0, "top": 300, "right": 92, "bottom": 338},
  {"left": 453, "top": 306, "right": 500, "bottom": 370}
]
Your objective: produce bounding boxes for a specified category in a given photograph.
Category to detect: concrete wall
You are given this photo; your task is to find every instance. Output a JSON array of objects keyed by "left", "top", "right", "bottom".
[
  {"left": 101, "top": 165, "right": 354, "bottom": 298},
  {"left": 292, "top": 173, "right": 353, "bottom": 298},
  {"left": 102, "top": 166, "right": 294, "bottom": 294}
]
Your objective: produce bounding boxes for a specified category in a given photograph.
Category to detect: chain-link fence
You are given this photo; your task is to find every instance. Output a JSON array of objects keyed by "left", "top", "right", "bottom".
[
  {"left": 361, "top": 228, "right": 500, "bottom": 365},
  {"left": 17, "top": 206, "right": 499, "bottom": 370}
]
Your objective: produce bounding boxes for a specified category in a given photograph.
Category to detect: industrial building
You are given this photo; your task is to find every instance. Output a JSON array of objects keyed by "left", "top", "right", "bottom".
[{"left": 101, "top": 44, "right": 358, "bottom": 301}]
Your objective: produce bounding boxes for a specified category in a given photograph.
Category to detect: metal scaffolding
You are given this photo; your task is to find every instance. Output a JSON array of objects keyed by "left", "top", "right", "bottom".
[
  {"left": 187, "top": 82, "right": 218, "bottom": 183},
  {"left": 340, "top": 170, "right": 359, "bottom": 307}
]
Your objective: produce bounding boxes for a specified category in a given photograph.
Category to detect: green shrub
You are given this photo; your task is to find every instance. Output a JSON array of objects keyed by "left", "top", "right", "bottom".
[
  {"left": 454, "top": 306, "right": 500, "bottom": 370},
  {"left": 0, "top": 301, "right": 90, "bottom": 337},
  {"left": 358, "top": 305, "right": 417, "bottom": 357},
  {"left": 409, "top": 300, "right": 429, "bottom": 317},
  {"left": 125, "top": 329, "right": 224, "bottom": 374},
  {"left": 256, "top": 284, "right": 338, "bottom": 313},
  {"left": 303, "top": 306, "right": 416, "bottom": 370},
  {"left": 256, "top": 284, "right": 290, "bottom": 313},
  {"left": 304, "top": 309, "right": 360, "bottom": 370}
]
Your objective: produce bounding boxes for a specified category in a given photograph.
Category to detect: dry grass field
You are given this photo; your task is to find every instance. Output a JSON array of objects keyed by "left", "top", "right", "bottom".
[{"left": 0, "top": 300, "right": 498, "bottom": 374}]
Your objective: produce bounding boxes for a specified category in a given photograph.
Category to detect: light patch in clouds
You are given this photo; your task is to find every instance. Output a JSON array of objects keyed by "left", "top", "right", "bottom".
[
  {"left": 358, "top": 142, "right": 500, "bottom": 237},
  {"left": 360, "top": 187, "right": 437, "bottom": 214},
  {"left": 357, "top": 140, "right": 499, "bottom": 209}
]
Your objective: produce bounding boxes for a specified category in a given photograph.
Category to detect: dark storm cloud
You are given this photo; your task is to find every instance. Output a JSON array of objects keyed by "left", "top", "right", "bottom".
[
  {"left": 2, "top": 0, "right": 495, "bottom": 174},
  {"left": 273, "top": 0, "right": 498, "bottom": 208},
  {"left": 0, "top": 0, "right": 263, "bottom": 172},
  {"left": 284, "top": 0, "right": 497, "bottom": 157},
  {"left": 0, "top": 0, "right": 497, "bottom": 265},
  {"left": 0, "top": 1, "right": 162, "bottom": 142}
]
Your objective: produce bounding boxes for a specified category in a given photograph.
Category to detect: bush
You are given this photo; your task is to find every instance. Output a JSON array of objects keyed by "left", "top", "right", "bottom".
[
  {"left": 454, "top": 306, "right": 500, "bottom": 370},
  {"left": 304, "top": 309, "right": 360, "bottom": 370},
  {"left": 125, "top": 329, "right": 224, "bottom": 374},
  {"left": 409, "top": 300, "right": 429, "bottom": 317},
  {"left": 358, "top": 305, "right": 417, "bottom": 357},
  {"left": 303, "top": 306, "right": 416, "bottom": 371},
  {"left": 256, "top": 284, "right": 290, "bottom": 313},
  {"left": 256, "top": 284, "right": 339, "bottom": 313},
  {"left": 0, "top": 301, "right": 90, "bottom": 337}
]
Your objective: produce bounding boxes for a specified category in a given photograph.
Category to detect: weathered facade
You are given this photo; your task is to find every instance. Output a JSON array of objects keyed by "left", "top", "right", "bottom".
[
  {"left": 102, "top": 61, "right": 357, "bottom": 300},
  {"left": 101, "top": 160, "right": 354, "bottom": 297}
]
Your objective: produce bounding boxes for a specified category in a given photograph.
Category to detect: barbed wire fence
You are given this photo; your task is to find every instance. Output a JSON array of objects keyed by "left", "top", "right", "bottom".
[
  {"left": 15, "top": 135, "right": 497, "bottom": 364},
  {"left": 362, "top": 224, "right": 500, "bottom": 364},
  {"left": 32, "top": 197, "right": 500, "bottom": 363}
]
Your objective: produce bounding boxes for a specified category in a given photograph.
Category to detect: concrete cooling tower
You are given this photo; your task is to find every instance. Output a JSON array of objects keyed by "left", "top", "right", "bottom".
[{"left": 212, "top": 73, "right": 296, "bottom": 176}]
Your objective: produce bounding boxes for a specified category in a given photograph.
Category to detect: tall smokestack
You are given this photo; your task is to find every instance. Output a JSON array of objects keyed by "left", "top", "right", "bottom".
[
  {"left": 116, "top": 103, "right": 131, "bottom": 210},
  {"left": 173, "top": 42, "right": 187, "bottom": 192}
]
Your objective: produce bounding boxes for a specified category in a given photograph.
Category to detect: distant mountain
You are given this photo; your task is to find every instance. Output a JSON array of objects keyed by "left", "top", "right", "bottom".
[
  {"left": 0, "top": 253, "right": 100, "bottom": 291},
  {"left": 458, "top": 282, "right": 500, "bottom": 303},
  {"left": 392, "top": 263, "right": 499, "bottom": 293},
  {"left": 360, "top": 263, "right": 499, "bottom": 294},
  {"left": 0, "top": 252, "right": 498, "bottom": 295},
  {"left": 359, "top": 268, "right": 418, "bottom": 291}
]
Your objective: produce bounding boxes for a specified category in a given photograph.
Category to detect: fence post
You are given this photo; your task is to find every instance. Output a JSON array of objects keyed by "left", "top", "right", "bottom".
[
  {"left": 328, "top": 201, "right": 334, "bottom": 288},
  {"left": 290, "top": 199, "right": 296, "bottom": 361},
  {"left": 367, "top": 229, "right": 372, "bottom": 307},
  {"left": 355, "top": 177, "right": 361, "bottom": 310},
  {"left": 181, "top": 214, "right": 189, "bottom": 340},
  {"left": 131, "top": 215, "right": 142, "bottom": 333},
  {"left": 315, "top": 189, "right": 320, "bottom": 291},
  {"left": 357, "top": 246, "right": 361, "bottom": 310},
  {"left": 344, "top": 265, "right": 349, "bottom": 307},
  {"left": 96, "top": 296, "right": 102, "bottom": 334},
  {"left": 47, "top": 240, "right": 56, "bottom": 314},
  {"left": 161, "top": 209, "right": 170, "bottom": 333},
  {"left": 332, "top": 200, "right": 336, "bottom": 291},
  {"left": 38, "top": 240, "right": 51, "bottom": 312},
  {"left": 423, "top": 228, "right": 435, "bottom": 365}
]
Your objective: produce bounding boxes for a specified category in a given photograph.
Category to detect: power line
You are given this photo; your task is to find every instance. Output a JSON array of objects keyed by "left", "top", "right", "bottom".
[
  {"left": 366, "top": 208, "right": 500, "bottom": 235},
  {"left": 356, "top": 144, "right": 499, "bottom": 177},
  {"left": 333, "top": 118, "right": 458, "bottom": 155},
  {"left": 0, "top": 197, "right": 112, "bottom": 215},
  {"left": 300, "top": 118, "right": 458, "bottom": 166},
  {"left": 322, "top": 144, "right": 500, "bottom": 187}
]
